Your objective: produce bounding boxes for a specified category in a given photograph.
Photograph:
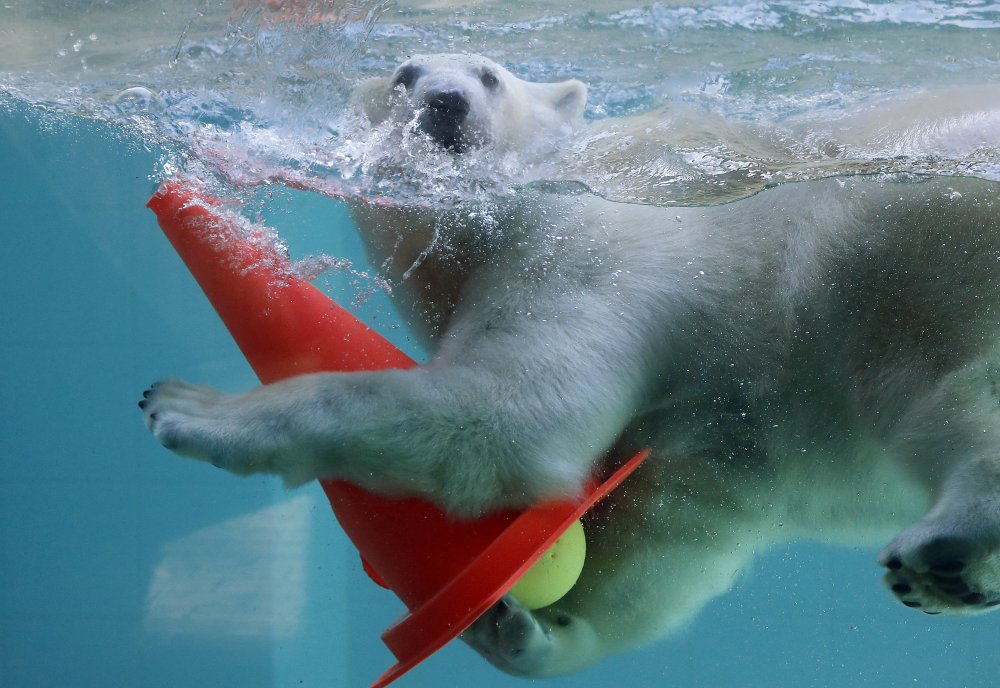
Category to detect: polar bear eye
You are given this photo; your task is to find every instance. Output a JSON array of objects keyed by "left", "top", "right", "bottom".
[
  {"left": 479, "top": 70, "right": 500, "bottom": 91},
  {"left": 392, "top": 64, "right": 422, "bottom": 91}
]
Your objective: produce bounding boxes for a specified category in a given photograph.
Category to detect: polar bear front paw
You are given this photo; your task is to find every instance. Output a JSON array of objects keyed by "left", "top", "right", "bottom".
[
  {"left": 879, "top": 528, "right": 1000, "bottom": 615},
  {"left": 139, "top": 379, "right": 252, "bottom": 472}
]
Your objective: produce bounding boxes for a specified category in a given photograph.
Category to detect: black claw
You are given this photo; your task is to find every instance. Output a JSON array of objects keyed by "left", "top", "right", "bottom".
[
  {"left": 903, "top": 600, "right": 922, "bottom": 608},
  {"left": 891, "top": 583, "right": 912, "bottom": 595},
  {"left": 138, "top": 400, "right": 147, "bottom": 410},
  {"left": 150, "top": 412, "right": 159, "bottom": 422},
  {"left": 923, "top": 611, "right": 941, "bottom": 615},
  {"left": 986, "top": 600, "right": 1000, "bottom": 608},
  {"left": 885, "top": 557, "right": 903, "bottom": 570}
]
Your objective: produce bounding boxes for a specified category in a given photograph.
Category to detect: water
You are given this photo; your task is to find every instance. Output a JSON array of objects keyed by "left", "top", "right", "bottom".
[
  {"left": 3, "top": 1, "right": 1000, "bottom": 686},
  {"left": 6, "top": 0, "right": 1000, "bottom": 207}
]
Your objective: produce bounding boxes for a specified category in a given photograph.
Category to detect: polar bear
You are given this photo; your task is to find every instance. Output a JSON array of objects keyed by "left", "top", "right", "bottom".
[{"left": 142, "top": 54, "right": 1000, "bottom": 678}]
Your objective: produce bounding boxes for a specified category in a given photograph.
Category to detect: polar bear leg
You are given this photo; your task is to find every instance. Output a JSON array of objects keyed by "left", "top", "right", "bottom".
[
  {"left": 878, "top": 363, "right": 1000, "bottom": 614},
  {"left": 141, "top": 286, "right": 650, "bottom": 514},
  {"left": 141, "top": 365, "right": 610, "bottom": 513}
]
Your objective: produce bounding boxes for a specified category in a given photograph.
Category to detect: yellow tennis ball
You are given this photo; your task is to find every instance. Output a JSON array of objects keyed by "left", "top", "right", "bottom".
[{"left": 509, "top": 519, "right": 586, "bottom": 610}]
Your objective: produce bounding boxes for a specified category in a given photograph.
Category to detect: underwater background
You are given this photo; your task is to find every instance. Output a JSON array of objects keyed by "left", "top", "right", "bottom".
[{"left": 4, "top": 1, "right": 1000, "bottom": 686}]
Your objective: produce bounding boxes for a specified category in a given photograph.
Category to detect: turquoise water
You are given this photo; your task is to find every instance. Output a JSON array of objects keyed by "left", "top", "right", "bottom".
[{"left": 4, "top": 1, "right": 1000, "bottom": 686}]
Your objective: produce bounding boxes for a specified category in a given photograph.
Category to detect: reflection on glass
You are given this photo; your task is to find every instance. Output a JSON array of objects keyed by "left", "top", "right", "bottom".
[{"left": 145, "top": 494, "right": 312, "bottom": 638}]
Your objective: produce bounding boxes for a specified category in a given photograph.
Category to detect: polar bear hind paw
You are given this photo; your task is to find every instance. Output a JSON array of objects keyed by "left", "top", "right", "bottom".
[
  {"left": 879, "top": 534, "right": 1000, "bottom": 615},
  {"left": 461, "top": 596, "right": 556, "bottom": 677}
]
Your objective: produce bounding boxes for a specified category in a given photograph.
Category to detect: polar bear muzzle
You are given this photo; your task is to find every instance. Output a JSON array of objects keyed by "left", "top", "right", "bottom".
[{"left": 418, "top": 89, "right": 474, "bottom": 153}]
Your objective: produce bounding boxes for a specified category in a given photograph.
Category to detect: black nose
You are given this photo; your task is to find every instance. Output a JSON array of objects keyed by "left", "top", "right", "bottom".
[
  {"left": 426, "top": 90, "right": 470, "bottom": 118},
  {"left": 419, "top": 90, "right": 470, "bottom": 151}
]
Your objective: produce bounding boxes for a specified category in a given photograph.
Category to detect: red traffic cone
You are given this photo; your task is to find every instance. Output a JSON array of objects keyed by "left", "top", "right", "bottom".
[{"left": 147, "top": 180, "right": 647, "bottom": 686}]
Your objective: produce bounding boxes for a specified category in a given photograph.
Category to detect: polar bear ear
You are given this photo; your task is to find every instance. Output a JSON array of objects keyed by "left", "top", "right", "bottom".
[
  {"left": 531, "top": 79, "right": 588, "bottom": 120},
  {"left": 350, "top": 76, "right": 394, "bottom": 123}
]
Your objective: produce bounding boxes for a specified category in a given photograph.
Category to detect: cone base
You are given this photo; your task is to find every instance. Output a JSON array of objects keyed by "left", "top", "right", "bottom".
[{"left": 375, "top": 449, "right": 648, "bottom": 687}]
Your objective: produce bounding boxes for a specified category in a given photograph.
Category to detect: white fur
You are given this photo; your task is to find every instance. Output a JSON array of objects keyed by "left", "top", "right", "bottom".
[{"left": 143, "top": 55, "right": 1000, "bottom": 678}]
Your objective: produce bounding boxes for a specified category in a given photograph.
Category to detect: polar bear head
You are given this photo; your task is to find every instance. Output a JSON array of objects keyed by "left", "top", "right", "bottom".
[{"left": 353, "top": 53, "right": 587, "bottom": 154}]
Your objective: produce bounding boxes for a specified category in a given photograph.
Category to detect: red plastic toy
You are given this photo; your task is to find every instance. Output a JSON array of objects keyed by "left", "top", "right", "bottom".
[{"left": 147, "top": 179, "right": 648, "bottom": 686}]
